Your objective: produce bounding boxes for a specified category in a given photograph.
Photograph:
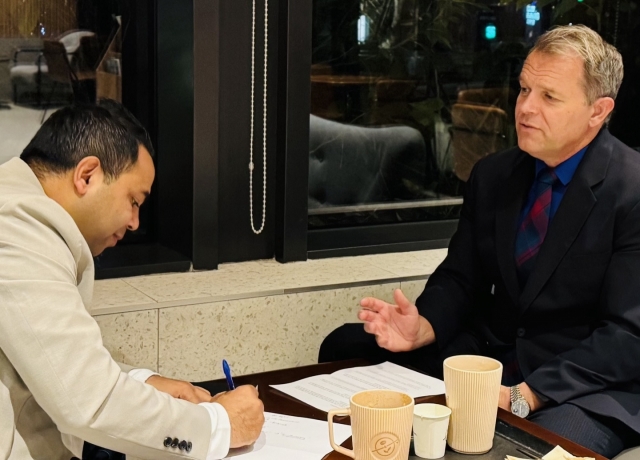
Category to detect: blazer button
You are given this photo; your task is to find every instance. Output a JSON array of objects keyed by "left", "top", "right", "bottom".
[
  {"left": 163, "top": 437, "right": 172, "bottom": 448},
  {"left": 171, "top": 438, "right": 180, "bottom": 448},
  {"left": 516, "top": 327, "right": 526, "bottom": 338},
  {"left": 186, "top": 442, "right": 193, "bottom": 452},
  {"left": 179, "top": 440, "right": 187, "bottom": 451}
]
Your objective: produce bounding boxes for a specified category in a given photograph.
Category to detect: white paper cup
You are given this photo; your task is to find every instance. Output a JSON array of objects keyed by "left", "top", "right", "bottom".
[{"left": 413, "top": 403, "right": 451, "bottom": 459}]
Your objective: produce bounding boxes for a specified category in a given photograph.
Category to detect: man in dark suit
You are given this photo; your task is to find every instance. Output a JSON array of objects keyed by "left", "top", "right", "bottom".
[{"left": 319, "top": 25, "right": 640, "bottom": 457}]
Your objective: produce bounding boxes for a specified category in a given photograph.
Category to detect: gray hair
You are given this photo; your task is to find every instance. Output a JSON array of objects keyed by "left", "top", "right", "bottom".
[{"left": 530, "top": 25, "right": 624, "bottom": 106}]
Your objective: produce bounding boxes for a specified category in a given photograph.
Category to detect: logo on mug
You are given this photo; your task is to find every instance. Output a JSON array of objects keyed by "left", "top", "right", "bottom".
[{"left": 370, "top": 432, "right": 399, "bottom": 459}]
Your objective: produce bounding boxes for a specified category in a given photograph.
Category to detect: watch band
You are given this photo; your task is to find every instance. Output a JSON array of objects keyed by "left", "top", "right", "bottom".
[
  {"left": 510, "top": 385, "right": 523, "bottom": 403},
  {"left": 510, "top": 385, "right": 530, "bottom": 418}
]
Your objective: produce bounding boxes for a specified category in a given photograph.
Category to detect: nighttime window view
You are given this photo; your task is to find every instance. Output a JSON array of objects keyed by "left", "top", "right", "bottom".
[{"left": 308, "top": 0, "right": 640, "bottom": 229}]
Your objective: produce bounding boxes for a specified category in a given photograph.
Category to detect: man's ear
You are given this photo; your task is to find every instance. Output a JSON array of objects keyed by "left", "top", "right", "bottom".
[
  {"left": 589, "top": 97, "right": 615, "bottom": 127},
  {"left": 73, "top": 156, "right": 103, "bottom": 197}
]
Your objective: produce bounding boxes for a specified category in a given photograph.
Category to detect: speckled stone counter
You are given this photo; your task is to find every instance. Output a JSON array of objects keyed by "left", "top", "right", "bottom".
[{"left": 91, "top": 249, "right": 447, "bottom": 381}]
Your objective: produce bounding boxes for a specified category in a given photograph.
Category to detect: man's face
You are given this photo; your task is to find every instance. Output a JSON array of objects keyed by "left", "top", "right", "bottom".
[
  {"left": 515, "top": 51, "right": 596, "bottom": 165},
  {"left": 81, "top": 146, "right": 155, "bottom": 256}
]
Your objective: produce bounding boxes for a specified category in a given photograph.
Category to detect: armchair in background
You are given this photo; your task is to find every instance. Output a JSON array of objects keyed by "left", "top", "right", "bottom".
[
  {"left": 41, "top": 32, "right": 97, "bottom": 121},
  {"left": 450, "top": 87, "right": 512, "bottom": 182},
  {"left": 308, "top": 114, "right": 426, "bottom": 208},
  {"left": 9, "top": 46, "right": 49, "bottom": 105},
  {"left": 370, "top": 78, "right": 417, "bottom": 126},
  {"left": 8, "top": 30, "right": 96, "bottom": 107},
  {"left": 58, "top": 30, "right": 97, "bottom": 56}
]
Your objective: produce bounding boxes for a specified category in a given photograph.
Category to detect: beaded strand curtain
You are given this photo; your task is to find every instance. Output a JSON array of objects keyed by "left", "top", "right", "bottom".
[{"left": 0, "top": 0, "right": 76, "bottom": 38}]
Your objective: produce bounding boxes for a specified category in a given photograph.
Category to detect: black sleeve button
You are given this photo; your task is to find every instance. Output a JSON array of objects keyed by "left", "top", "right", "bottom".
[
  {"left": 179, "top": 440, "right": 187, "bottom": 451},
  {"left": 516, "top": 327, "right": 526, "bottom": 338},
  {"left": 163, "top": 437, "right": 172, "bottom": 448},
  {"left": 171, "top": 438, "right": 179, "bottom": 448},
  {"left": 186, "top": 442, "right": 193, "bottom": 453}
]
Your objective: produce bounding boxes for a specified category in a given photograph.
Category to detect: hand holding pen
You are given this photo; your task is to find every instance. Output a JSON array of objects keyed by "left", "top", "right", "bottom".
[{"left": 213, "top": 360, "right": 265, "bottom": 448}]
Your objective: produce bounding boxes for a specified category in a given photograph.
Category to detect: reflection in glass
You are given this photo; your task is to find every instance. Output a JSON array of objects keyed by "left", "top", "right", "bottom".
[
  {"left": 308, "top": 0, "right": 640, "bottom": 230},
  {"left": 0, "top": 0, "right": 126, "bottom": 165},
  {"left": 0, "top": 1, "right": 154, "bottom": 247}
]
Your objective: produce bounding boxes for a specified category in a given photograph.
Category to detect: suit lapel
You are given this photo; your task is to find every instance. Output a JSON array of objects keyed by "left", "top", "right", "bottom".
[
  {"left": 519, "top": 129, "right": 613, "bottom": 312},
  {"left": 496, "top": 152, "right": 535, "bottom": 305}
]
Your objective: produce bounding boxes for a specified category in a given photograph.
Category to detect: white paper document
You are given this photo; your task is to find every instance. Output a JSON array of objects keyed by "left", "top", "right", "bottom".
[
  {"left": 225, "top": 412, "right": 351, "bottom": 459},
  {"left": 506, "top": 445, "right": 595, "bottom": 460},
  {"left": 270, "top": 361, "right": 445, "bottom": 412}
]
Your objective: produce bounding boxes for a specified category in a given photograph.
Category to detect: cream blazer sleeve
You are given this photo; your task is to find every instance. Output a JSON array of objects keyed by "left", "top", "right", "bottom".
[
  {"left": 0, "top": 197, "right": 220, "bottom": 460},
  {"left": 0, "top": 381, "right": 34, "bottom": 460}
]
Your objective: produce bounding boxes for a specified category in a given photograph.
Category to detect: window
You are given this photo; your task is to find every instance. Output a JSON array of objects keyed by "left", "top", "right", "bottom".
[
  {"left": 304, "top": 0, "right": 640, "bottom": 253},
  {"left": 0, "top": 1, "right": 191, "bottom": 277},
  {"left": 1, "top": 0, "right": 79, "bottom": 164}
]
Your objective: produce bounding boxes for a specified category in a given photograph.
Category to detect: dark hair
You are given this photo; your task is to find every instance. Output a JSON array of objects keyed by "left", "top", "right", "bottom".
[{"left": 20, "top": 99, "right": 154, "bottom": 181}]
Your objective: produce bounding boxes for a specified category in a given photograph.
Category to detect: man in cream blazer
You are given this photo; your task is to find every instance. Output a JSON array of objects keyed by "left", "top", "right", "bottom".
[{"left": 0, "top": 101, "right": 264, "bottom": 460}]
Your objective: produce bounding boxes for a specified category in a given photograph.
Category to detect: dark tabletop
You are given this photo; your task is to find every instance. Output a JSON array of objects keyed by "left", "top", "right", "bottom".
[{"left": 194, "top": 360, "right": 607, "bottom": 460}]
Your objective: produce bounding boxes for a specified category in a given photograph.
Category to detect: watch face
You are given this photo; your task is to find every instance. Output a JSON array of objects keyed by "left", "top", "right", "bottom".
[{"left": 512, "top": 399, "right": 530, "bottom": 418}]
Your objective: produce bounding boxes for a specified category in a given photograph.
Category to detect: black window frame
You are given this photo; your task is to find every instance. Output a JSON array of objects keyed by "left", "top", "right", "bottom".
[
  {"left": 92, "top": 0, "right": 640, "bottom": 275},
  {"left": 274, "top": 0, "right": 458, "bottom": 262}
]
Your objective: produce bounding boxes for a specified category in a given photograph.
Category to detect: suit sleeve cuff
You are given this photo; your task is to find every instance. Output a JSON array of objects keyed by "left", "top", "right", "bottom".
[
  {"left": 524, "top": 373, "right": 555, "bottom": 404},
  {"left": 200, "top": 402, "right": 231, "bottom": 460},
  {"left": 528, "top": 385, "right": 551, "bottom": 404},
  {"left": 127, "top": 368, "right": 160, "bottom": 383}
]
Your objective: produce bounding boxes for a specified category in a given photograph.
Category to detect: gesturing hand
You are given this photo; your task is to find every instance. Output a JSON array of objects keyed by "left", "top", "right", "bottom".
[
  {"left": 358, "top": 289, "right": 435, "bottom": 352},
  {"left": 212, "top": 385, "right": 265, "bottom": 448},
  {"left": 145, "top": 375, "right": 212, "bottom": 404}
]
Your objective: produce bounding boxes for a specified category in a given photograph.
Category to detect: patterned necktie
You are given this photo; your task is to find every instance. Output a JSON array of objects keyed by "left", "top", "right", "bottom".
[{"left": 515, "top": 168, "right": 558, "bottom": 285}]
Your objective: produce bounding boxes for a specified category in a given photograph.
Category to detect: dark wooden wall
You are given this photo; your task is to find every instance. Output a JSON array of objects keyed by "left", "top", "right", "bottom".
[{"left": 0, "top": 0, "right": 76, "bottom": 38}]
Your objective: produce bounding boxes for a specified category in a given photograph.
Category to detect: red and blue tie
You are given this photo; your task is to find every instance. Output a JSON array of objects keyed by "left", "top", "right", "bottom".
[
  {"left": 515, "top": 168, "right": 557, "bottom": 285},
  {"left": 501, "top": 168, "right": 558, "bottom": 385}
]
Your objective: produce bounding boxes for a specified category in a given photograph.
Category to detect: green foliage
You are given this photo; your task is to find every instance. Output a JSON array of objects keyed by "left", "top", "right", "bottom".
[
  {"left": 359, "top": 0, "right": 487, "bottom": 125},
  {"left": 363, "top": 0, "right": 486, "bottom": 54},
  {"left": 410, "top": 98, "right": 445, "bottom": 127}
]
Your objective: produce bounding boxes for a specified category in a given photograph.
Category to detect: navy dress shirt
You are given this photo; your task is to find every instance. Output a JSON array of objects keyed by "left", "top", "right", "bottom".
[{"left": 519, "top": 146, "right": 589, "bottom": 226}]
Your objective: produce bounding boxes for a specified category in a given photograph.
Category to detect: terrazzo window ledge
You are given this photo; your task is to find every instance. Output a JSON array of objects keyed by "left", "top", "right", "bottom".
[{"left": 90, "top": 248, "right": 448, "bottom": 317}]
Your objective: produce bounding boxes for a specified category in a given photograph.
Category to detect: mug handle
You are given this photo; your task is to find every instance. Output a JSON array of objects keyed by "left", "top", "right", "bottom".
[{"left": 328, "top": 408, "right": 354, "bottom": 459}]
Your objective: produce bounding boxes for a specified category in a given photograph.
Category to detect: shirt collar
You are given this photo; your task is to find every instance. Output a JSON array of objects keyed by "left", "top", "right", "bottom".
[{"left": 534, "top": 145, "right": 589, "bottom": 186}]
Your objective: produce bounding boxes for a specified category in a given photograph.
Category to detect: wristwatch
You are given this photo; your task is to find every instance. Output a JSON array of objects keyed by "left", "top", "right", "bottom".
[{"left": 510, "top": 385, "right": 530, "bottom": 418}]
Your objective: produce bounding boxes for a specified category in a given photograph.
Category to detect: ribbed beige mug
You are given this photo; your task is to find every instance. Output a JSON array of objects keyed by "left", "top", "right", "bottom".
[
  {"left": 328, "top": 389, "right": 414, "bottom": 460},
  {"left": 443, "top": 355, "right": 503, "bottom": 454}
]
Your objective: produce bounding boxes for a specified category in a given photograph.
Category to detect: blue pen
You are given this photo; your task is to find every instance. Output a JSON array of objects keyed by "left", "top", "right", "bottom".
[{"left": 222, "top": 359, "right": 236, "bottom": 390}]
